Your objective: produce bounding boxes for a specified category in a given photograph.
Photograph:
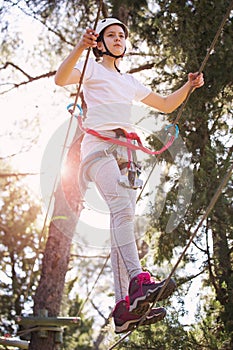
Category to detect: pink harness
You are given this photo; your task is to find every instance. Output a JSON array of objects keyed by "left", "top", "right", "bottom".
[
  {"left": 68, "top": 104, "right": 179, "bottom": 189},
  {"left": 77, "top": 115, "right": 178, "bottom": 156}
]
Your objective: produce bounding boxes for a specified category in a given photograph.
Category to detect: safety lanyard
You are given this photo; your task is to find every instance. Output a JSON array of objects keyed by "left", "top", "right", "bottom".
[{"left": 74, "top": 110, "right": 179, "bottom": 156}]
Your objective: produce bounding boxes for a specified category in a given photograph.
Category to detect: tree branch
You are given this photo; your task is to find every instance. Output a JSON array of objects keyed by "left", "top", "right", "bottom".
[
  {"left": 127, "top": 62, "right": 156, "bottom": 74},
  {"left": 92, "top": 301, "right": 112, "bottom": 350},
  {"left": 0, "top": 62, "right": 56, "bottom": 93},
  {"left": 90, "top": 300, "right": 108, "bottom": 322},
  {"left": 70, "top": 253, "right": 109, "bottom": 259},
  {"left": 205, "top": 221, "right": 221, "bottom": 296},
  {"left": 0, "top": 172, "right": 39, "bottom": 178},
  {"left": 127, "top": 57, "right": 168, "bottom": 74},
  {"left": 9, "top": 0, "right": 74, "bottom": 46},
  {"left": 2, "top": 62, "right": 32, "bottom": 79},
  {"left": 177, "top": 267, "right": 207, "bottom": 288}
]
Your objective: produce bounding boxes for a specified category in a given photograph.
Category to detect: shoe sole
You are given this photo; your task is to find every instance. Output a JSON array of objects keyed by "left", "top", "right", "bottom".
[
  {"left": 115, "top": 308, "right": 166, "bottom": 334},
  {"left": 129, "top": 278, "right": 176, "bottom": 315}
]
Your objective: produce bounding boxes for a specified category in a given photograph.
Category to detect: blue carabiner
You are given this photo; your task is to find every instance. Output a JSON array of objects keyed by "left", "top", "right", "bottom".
[
  {"left": 66, "top": 103, "right": 83, "bottom": 117},
  {"left": 165, "top": 124, "right": 179, "bottom": 139}
]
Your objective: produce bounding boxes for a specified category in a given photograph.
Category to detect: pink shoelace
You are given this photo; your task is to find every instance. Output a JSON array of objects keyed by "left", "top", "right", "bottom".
[
  {"left": 125, "top": 295, "right": 130, "bottom": 306},
  {"left": 137, "top": 272, "right": 152, "bottom": 284},
  {"left": 136, "top": 272, "right": 155, "bottom": 294}
]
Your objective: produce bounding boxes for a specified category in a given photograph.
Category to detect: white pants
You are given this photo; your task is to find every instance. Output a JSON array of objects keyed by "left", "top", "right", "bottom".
[{"left": 80, "top": 133, "right": 143, "bottom": 302}]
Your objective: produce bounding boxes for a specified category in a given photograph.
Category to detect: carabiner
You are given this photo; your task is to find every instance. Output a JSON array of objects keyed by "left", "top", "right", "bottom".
[
  {"left": 66, "top": 103, "right": 83, "bottom": 117},
  {"left": 165, "top": 124, "right": 179, "bottom": 139}
]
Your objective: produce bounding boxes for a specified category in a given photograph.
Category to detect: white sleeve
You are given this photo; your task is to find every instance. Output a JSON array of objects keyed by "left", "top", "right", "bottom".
[
  {"left": 74, "top": 58, "right": 94, "bottom": 82},
  {"left": 131, "top": 76, "right": 151, "bottom": 101}
]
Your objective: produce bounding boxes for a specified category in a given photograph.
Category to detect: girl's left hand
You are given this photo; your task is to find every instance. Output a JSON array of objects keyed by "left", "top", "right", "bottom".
[{"left": 188, "top": 72, "right": 204, "bottom": 89}]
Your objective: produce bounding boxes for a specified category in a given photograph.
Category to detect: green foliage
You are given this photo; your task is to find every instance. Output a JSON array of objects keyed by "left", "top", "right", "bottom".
[
  {"left": 190, "top": 299, "right": 232, "bottom": 350},
  {"left": 143, "top": 0, "right": 233, "bottom": 348},
  {"left": 0, "top": 161, "right": 43, "bottom": 336},
  {"left": 61, "top": 292, "right": 94, "bottom": 349},
  {"left": 117, "top": 310, "right": 199, "bottom": 349}
]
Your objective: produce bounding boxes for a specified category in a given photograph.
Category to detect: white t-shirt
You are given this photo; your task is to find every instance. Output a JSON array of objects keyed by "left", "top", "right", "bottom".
[{"left": 75, "top": 59, "right": 151, "bottom": 132}]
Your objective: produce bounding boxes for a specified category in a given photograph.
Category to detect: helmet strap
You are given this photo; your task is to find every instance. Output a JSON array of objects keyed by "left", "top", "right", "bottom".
[
  {"left": 114, "top": 59, "right": 121, "bottom": 73},
  {"left": 101, "top": 37, "right": 126, "bottom": 73}
]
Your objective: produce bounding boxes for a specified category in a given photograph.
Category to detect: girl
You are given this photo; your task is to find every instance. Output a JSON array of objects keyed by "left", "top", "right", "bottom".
[{"left": 55, "top": 17, "right": 204, "bottom": 333}]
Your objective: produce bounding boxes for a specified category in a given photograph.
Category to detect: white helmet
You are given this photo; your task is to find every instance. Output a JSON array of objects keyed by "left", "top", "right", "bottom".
[{"left": 95, "top": 18, "right": 129, "bottom": 38}]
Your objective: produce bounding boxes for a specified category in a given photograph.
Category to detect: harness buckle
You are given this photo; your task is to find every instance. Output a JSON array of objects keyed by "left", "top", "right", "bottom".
[
  {"left": 104, "top": 143, "right": 118, "bottom": 156},
  {"left": 118, "top": 162, "right": 143, "bottom": 190},
  {"left": 118, "top": 174, "right": 143, "bottom": 190}
]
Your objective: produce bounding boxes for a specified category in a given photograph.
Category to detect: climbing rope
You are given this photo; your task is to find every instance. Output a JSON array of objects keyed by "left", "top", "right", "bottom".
[
  {"left": 137, "top": 0, "right": 233, "bottom": 203},
  {"left": 63, "top": 0, "right": 233, "bottom": 341},
  {"left": 107, "top": 1, "right": 233, "bottom": 347},
  {"left": 77, "top": 250, "right": 110, "bottom": 316},
  {"left": 22, "top": 0, "right": 232, "bottom": 347},
  {"left": 24, "top": 0, "right": 103, "bottom": 303},
  {"left": 173, "top": 0, "right": 233, "bottom": 126},
  {"left": 62, "top": 2, "right": 233, "bottom": 347},
  {"left": 109, "top": 160, "right": 233, "bottom": 348}
]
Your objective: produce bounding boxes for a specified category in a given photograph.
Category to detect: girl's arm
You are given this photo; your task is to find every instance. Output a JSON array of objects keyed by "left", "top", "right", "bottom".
[
  {"left": 55, "top": 28, "right": 98, "bottom": 86},
  {"left": 142, "top": 73, "right": 204, "bottom": 113}
]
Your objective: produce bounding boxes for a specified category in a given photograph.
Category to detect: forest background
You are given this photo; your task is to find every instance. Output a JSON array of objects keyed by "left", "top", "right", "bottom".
[{"left": 0, "top": 0, "right": 232, "bottom": 349}]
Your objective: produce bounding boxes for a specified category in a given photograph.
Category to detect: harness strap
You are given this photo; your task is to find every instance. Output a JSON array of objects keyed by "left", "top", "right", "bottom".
[{"left": 78, "top": 116, "right": 178, "bottom": 156}]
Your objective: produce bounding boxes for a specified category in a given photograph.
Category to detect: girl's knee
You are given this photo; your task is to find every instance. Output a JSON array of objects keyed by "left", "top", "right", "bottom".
[{"left": 112, "top": 206, "right": 134, "bottom": 227}]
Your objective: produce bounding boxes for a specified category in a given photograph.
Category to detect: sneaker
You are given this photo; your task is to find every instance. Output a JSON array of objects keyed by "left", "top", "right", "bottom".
[
  {"left": 112, "top": 296, "right": 166, "bottom": 334},
  {"left": 129, "top": 272, "right": 176, "bottom": 314}
]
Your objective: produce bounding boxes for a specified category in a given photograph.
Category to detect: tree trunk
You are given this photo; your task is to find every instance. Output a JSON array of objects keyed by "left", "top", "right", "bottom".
[
  {"left": 29, "top": 127, "right": 83, "bottom": 350},
  {"left": 211, "top": 195, "right": 233, "bottom": 346}
]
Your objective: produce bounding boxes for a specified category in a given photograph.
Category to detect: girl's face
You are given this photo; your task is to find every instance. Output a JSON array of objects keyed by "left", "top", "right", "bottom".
[{"left": 98, "top": 24, "right": 126, "bottom": 56}]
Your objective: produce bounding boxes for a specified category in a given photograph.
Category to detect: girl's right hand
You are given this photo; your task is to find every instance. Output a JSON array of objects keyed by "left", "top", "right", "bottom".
[{"left": 79, "top": 28, "right": 99, "bottom": 49}]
